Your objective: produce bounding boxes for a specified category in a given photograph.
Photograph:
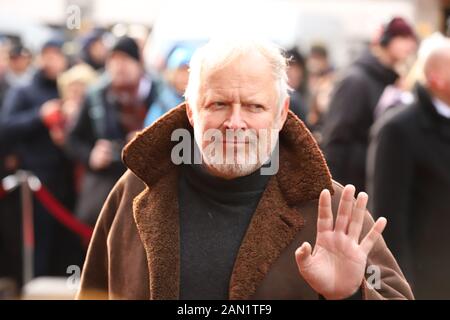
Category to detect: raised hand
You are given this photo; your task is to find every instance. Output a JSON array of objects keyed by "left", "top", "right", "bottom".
[{"left": 295, "top": 185, "right": 387, "bottom": 300}]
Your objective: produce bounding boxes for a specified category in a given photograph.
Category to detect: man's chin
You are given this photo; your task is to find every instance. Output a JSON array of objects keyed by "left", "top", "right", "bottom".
[{"left": 203, "top": 162, "right": 262, "bottom": 180}]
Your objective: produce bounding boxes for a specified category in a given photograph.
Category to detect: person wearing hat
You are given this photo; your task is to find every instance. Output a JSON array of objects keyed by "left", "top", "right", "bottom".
[
  {"left": 66, "top": 36, "right": 159, "bottom": 227},
  {"left": 78, "top": 29, "right": 107, "bottom": 72},
  {"left": 144, "top": 44, "right": 194, "bottom": 127},
  {"left": 4, "top": 43, "right": 34, "bottom": 88},
  {"left": 322, "top": 17, "right": 418, "bottom": 193},
  {"left": 1, "top": 37, "right": 84, "bottom": 278}
]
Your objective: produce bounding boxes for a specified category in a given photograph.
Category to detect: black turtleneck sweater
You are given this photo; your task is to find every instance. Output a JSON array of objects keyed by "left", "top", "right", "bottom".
[{"left": 178, "top": 163, "right": 271, "bottom": 299}]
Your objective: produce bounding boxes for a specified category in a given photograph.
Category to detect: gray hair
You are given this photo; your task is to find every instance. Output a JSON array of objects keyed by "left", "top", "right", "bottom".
[{"left": 184, "top": 38, "right": 291, "bottom": 111}]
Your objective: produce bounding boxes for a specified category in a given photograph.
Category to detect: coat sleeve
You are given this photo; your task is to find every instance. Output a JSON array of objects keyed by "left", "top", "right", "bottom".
[
  {"left": 321, "top": 73, "right": 371, "bottom": 188},
  {"left": 0, "top": 86, "right": 46, "bottom": 140},
  {"left": 366, "top": 116, "right": 415, "bottom": 282},
  {"left": 75, "top": 174, "right": 126, "bottom": 299},
  {"left": 330, "top": 182, "right": 414, "bottom": 300},
  {"left": 65, "top": 96, "right": 96, "bottom": 167},
  {"left": 361, "top": 209, "right": 414, "bottom": 300}
]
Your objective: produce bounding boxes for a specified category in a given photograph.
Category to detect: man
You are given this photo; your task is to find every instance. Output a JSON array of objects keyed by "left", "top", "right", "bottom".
[
  {"left": 367, "top": 42, "right": 450, "bottom": 299},
  {"left": 66, "top": 36, "right": 159, "bottom": 227},
  {"left": 77, "top": 39, "right": 412, "bottom": 300},
  {"left": 322, "top": 17, "right": 417, "bottom": 192},
  {"left": 4, "top": 43, "right": 34, "bottom": 88},
  {"left": 1, "top": 38, "right": 83, "bottom": 277}
]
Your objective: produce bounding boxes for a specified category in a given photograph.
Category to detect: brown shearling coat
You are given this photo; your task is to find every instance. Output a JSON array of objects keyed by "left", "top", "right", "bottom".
[{"left": 76, "top": 103, "right": 413, "bottom": 300}]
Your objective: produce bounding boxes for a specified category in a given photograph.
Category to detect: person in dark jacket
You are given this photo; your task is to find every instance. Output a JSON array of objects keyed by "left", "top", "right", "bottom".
[
  {"left": 1, "top": 38, "right": 83, "bottom": 278},
  {"left": 367, "top": 43, "right": 450, "bottom": 299},
  {"left": 66, "top": 36, "right": 159, "bottom": 227},
  {"left": 321, "top": 17, "right": 417, "bottom": 192},
  {"left": 285, "top": 47, "right": 309, "bottom": 122}
]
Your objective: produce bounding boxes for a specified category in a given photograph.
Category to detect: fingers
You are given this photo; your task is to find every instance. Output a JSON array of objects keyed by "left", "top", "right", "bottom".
[
  {"left": 360, "top": 217, "right": 387, "bottom": 255},
  {"left": 334, "top": 185, "right": 355, "bottom": 233},
  {"left": 295, "top": 242, "right": 312, "bottom": 269},
  {"left": 347, "top": 192, "right": 368, "bottom": 241},
  {"left": 317, "top": 189, "right": 333, "bottom": 233}
]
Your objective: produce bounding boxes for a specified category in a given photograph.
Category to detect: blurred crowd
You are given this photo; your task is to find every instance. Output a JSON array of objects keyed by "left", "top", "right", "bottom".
[{"left": 0, "top": 16, "right": 450, "bottom": 299}]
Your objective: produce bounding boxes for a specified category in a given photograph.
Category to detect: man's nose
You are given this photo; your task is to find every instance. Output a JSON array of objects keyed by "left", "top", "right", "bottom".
[{"left": 223, "top": 104, "right": 247, "bottom": 130}]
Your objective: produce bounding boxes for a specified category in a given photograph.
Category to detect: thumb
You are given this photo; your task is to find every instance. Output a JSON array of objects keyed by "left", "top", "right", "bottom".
[{"left": 295, "top": 242, "right": 312, "bottom": 269}]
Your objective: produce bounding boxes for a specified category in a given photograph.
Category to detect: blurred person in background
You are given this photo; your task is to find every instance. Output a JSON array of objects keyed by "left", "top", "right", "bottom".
[
  {"left": 0, "top": 37, "right": 22, "bottom": 292},
  {"left": 307, "top": 44, "right": 334, "bottom": 94},
  {"left": 367, "top": 41, "right": 450, "bottom": 299},
  {"left": 0, "top": 37, "right": 9, "bottom": 105},
  {"left": 321, "top": 17, "right": 418, "bottom": 192},
  {"left": 306, "top": 44, "right": 336, "bottom": 144},
  {"left": 57, "top": 64, "right": 98, "bottom": 194},
  {"left": 78, "top": 29, "right": 107, "bottom": 73},
  {"left": 285, "top": 47, "right": 308, "bottom": 122},
  {"left": 0, "top": 38, "right": 83, "bottom": 278},
  {"left": 144, "top": 44, "right": 193, "bottom": 126},
  {"left": 4, "top": 43, "right": 34, "bottom": 88},
  {"left": 66, "top": 36, "right": 159, "bottom": 227},
  {"left": 57, "top": 64, "right": 99, "bottom": 132}
]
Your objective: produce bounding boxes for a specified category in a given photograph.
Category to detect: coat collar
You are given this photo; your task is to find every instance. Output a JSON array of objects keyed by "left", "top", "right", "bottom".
[
  {"left": 123, "top": 102, "right": 332, "bottom": 205},
  {"left": 123, "top": 103, "right": 333, "bottom": 299},
  {"left": 415, "top": 84, "right": 450, "bottom": 141}
]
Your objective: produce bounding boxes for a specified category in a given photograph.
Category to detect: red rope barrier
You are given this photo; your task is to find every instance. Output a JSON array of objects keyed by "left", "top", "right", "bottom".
[
  {"left": 0, "top": 184, "right": 6, "bottom": 199},
  {"left": 33, "top": 184, "right": 93, "bottom": 243}
]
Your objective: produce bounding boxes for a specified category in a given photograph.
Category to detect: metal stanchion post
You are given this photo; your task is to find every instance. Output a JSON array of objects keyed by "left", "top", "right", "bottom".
[{"left": 17, "top": 170, "right": 35, "bottom": 285}]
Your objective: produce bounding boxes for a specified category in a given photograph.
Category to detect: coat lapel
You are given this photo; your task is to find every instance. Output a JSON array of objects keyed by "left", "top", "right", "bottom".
[
  {"left": 229, "top": 176, "right": 305, "bottom": 299},
  {"left": 133, "top": 170, "right": 180, "bottom": 299}
]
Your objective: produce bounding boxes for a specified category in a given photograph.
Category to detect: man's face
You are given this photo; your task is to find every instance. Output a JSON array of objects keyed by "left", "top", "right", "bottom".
[
  {"left": 386, "top": 36, "right": 417, "bottom": 64},
  {"left": 430, "top": 56, "right": 450, "bottom": 103},
  {"left": 287, "top": 62, "right": 304, "bottom": 91},
  {"left": 9, "top": 54, "right": 32, "bottom": 74},
  {"left": 40, "top": 47, "right": 67, "bottom": 80},
  {"left": 107, "top": 52, "right": 141, "bottom": 88},
  {"left": 89, "top": 39, "right": 107, "bottom": 65},
  {"left": 170, "top": 65, "right": 189, "bottom": 95},
  {"left": 186, "top": 51, "right": 289, "bottom": 179}
]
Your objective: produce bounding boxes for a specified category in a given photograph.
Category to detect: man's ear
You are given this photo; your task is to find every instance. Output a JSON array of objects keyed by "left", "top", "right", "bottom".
[
  {"left": 186, "top": 101, "right": 195, "bottom": 127},
  {"left": 278, "top": 96, "right": 290, "bottom": 130}
]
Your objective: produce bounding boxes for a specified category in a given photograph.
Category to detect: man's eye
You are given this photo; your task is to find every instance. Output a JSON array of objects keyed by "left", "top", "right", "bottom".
[
  {"left": 210, "top": 102, "right": 227, "bottom": 109},
  {"left": 247, "top": 104, "right": 264, "bottom": 112}
]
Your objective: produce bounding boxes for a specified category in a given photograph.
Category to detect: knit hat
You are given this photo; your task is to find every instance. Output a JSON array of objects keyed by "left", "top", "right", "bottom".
[
  {"left": 41, "top": 38, "right": 64, "bottom": 52},
  {"left": 110, "top": 36, "right": 141, "bottom": 62},
  {"left": 380, "top": 17, "right": 417, "bottom": 46},
  {"left": 166, "top": 45, "right": 195, "bottom": 70}
]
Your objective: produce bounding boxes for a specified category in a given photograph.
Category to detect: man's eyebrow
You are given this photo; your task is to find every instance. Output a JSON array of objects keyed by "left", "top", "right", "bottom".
[{"left": 202, "top": 91, "right": 230, "bottom": 103}]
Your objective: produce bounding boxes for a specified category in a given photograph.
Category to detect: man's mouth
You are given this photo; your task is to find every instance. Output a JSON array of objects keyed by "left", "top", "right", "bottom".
[{"left": 222, "top": 140, "right": 250, "bottom": 144}]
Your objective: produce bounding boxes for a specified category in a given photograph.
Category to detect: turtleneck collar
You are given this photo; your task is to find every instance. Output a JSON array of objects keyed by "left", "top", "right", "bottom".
[
  {"left": 180, "top": 141, "right": 273, "bottom": 204},
  {"left": 182, "top": 162, "right": 271, "bottom": 197}
]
